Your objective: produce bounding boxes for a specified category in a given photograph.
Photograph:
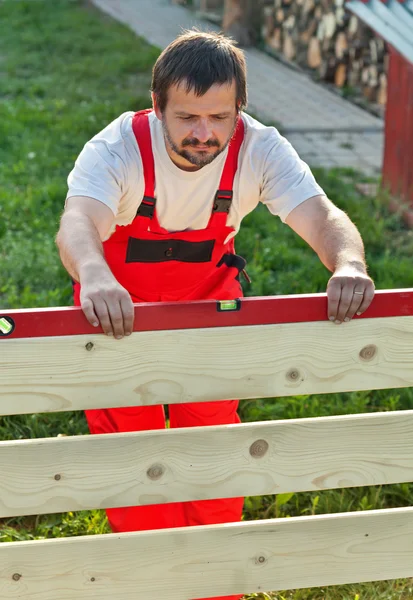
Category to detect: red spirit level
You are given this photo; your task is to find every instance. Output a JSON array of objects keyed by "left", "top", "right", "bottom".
[{"left": 1, "top": 289, "right": 413, "bottom": 340}]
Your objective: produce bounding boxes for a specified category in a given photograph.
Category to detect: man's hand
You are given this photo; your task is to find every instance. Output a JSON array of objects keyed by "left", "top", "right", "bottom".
[
  {"left": 56, "top": 198, "right": 134, "bottom": 337},
  {"left": 284, "top": 196, "right": 375, "bottom": 323},
  {"left": 79, "top": 263, "right": 134, "bottom": 338},
  {"left": 327, "top": 265, "right": 375, "bottom": 324}
]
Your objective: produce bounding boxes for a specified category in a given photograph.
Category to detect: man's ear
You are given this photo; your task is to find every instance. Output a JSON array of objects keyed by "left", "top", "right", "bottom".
[{"left": 151, "top": 93, "right": 162, "bottom": 120}]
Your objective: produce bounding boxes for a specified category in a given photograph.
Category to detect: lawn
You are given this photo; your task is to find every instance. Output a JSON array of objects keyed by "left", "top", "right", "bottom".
[{"left": 1, "top": 1, "right": 413, "bottom": 599}]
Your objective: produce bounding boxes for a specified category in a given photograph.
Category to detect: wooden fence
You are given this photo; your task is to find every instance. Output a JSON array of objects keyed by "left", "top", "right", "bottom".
[{"left": 1, "top": 289, "right": 413, "bottom": 599}]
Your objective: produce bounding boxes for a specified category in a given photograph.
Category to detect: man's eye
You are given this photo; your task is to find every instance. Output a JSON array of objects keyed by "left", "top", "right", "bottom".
[{"left": 179, "top": 116, "right": 227, "bottom": 121}]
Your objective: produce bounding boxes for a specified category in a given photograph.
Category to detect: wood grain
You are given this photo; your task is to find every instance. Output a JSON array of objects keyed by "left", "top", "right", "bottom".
[
  {"left": 1, "top": 316, "right": 413, "bottom": 417},
  {"left": 1, "top": 410, "right": 413, "bottom": 518},
  {"left": 1, "top": 507, "right": 413, "bottom": 599}
]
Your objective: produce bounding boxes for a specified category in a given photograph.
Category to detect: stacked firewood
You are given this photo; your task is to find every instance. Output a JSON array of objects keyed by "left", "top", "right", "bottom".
[{"left": 261, "top": 0, "right": 388, "bottom": 105}]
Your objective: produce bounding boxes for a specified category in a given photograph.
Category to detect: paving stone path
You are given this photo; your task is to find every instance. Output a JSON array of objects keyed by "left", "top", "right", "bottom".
[{"left": 93, "top": 0, "right": 384, "bottom": 174}]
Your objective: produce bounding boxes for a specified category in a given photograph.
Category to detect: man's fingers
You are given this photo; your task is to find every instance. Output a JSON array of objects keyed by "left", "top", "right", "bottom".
[
  {"left": 328, "top": 272, "right": 375, "bottom": 324},
  {"left": 356, "top": 283, "right": 375, "bottom": 315},
  {"left": 106, "top": 300, "right": 124, "bottom": 339},
  {"left": 81, "top": 297, "right": 99, "bottom": 328},
  {"left": 335, "top": 284, "right": 355, "bottom": 322},
  {"left": 327, "top": 279, "right": 342, "bottom": 321},
  {"left": 92, "top": 298, "right": 113, "bottom": 336},
  {"left": 80, "top": 285, "right": 134, "bottom": 339},
  {"left": 343, "top": 291, "right": 364, "bottom": 321},
  {"left": 120, "top": 295, "right": 134, "bottom": 336}
]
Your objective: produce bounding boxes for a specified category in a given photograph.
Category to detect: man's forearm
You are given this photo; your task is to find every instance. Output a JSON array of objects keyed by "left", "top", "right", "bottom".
[
  {"left": 55, "top": 212, "right": 110, "bottom": 283},
  {"left": 286, "top": 195, "right": 374, "bottom": 321},
  {"left": 316, "top": 207, "right": 367, "bottom": 274}
]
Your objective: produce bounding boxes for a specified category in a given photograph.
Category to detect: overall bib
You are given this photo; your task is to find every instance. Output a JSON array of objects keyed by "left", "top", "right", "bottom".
[{"left": 73, "top": 110, "right": 246, "bottom": 600}]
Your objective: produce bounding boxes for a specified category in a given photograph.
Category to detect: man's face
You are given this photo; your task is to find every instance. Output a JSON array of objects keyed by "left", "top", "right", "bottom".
[{"left": 153, "top": 81, "right": 239, "bottom": 171}]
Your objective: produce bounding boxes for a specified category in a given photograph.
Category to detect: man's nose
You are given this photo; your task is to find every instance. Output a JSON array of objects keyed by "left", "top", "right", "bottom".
[{"left": 193, "top": 120, "right": 212, "bottom": 143}]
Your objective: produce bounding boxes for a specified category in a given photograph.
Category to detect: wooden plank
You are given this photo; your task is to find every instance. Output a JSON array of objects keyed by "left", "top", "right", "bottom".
[
  {"left": 383, "top": 49, "right": 400, "bottom": 197},
  {"left": 400, "top": 59, "right": 413, "bottom": 204},
  {"left": 1, "top": 410, "right": 413, "bottom": 519},
  {"left": 389, "top": 0, "right": 413, "bottom": 31},
  {"left": 1, "top": 289, "right": 413, "bottom": 339},
  {"left": 406, "top": 63, "right": 413, "bottom": 204},
  {"left": 371, "top": 0, "right": 413, "bottom": 45},
  {"left": 347, "top": 1, "right": 413, "bottom": 63},
  {"left": 1, "top": 316, "right": 413, "bottom": 417},
  {"left": 1, "top": 507, "right": 413, "bottom": 599}
]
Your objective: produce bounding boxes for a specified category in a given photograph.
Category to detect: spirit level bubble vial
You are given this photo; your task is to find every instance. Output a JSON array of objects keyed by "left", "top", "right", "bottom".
[
  {"left": 217, "top": 299, "right": 241, "bottom": 312},
  {"left": 0, "top": 316, "right": 15, "bottom": 336}
]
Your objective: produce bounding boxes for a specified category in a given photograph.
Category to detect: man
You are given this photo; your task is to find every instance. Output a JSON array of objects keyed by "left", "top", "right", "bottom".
[{"left": 56, "top": 29, "right": 375, "bottom": 600}]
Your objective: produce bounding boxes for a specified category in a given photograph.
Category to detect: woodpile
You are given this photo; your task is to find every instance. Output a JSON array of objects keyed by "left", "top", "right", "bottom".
[{"left": 261, "top": 0, "right": 389, "bottom": 105}]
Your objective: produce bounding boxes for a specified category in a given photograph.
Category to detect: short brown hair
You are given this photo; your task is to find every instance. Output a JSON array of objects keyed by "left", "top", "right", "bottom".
[{"left": 151, "top": 29, "right": 247, "bottom": 113}]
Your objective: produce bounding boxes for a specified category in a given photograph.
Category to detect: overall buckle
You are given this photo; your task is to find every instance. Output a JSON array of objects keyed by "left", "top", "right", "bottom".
[
  {"left": 136, "top": 196, "right": 156, "bottom": 218},
  {"left": 213, "top": 190, "right": 233, "bottom": 213}
]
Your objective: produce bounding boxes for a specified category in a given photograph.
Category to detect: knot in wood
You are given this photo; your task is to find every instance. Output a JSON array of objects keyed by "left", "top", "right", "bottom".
[
  {"left": 255, "top": 555, "right": 267, "bottom": 565},
  {"left": 286, "top": 368, "right": 301, "bottom": 382},
  {"left": 249, "top": 439, "right": 269, "bottom": 458},
  {"left": 12, "top": 573, "right": 22, "bottom": 581},
  {"left": 54, "top": 474, "right": 61, "bottom": 481},
  {"left": 359, "top": 344, "right": 377, "bottom": 361},
  {"left": 85, "top": 342, "right": 94, "bottom": 351},
  {"left": 147, "top": 464, "right": 165, "bottom": 481}
]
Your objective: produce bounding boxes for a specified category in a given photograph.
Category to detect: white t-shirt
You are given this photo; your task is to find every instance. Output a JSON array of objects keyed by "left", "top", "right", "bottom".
[{"left": 66, "top": 110, "right": 324, "bottom": 241}]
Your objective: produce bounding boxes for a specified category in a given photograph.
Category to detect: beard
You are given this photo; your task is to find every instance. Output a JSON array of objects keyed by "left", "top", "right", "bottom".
[{"left": 162, "top": 117, "right": 238, "bottom": 169}]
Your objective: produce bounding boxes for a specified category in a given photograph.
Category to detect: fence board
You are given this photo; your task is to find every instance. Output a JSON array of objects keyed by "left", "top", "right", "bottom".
[
  {"left": 1, "top": 316, "right": 413, "bottom": 417},
  {"left": 1, "top": 507, "right": 413, "bottom": 599},
  {"left": 1, "top": 410, "right": 413, "bottom": 518}
]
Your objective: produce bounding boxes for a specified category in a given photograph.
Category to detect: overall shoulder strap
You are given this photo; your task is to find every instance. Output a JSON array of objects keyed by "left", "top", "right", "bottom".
[
  {"left": 131, "top": 110, "right": 156, "bottom": 232},
  {"left": 208, "top": 116, "right": 245, "bottom": 228}
]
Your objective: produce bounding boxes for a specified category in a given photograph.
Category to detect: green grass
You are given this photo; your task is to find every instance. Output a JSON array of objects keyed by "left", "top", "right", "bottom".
[
  {"left": 0, "top": 0, "right": 158, "bottom": 308},
  {"left": 1, "top": 1, "right": 413, "bottom": 599}
]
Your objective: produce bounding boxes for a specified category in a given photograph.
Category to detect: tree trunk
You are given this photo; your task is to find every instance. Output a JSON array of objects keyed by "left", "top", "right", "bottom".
[{"left": 222, "top": 0, "right": 259, "bottom": 47}]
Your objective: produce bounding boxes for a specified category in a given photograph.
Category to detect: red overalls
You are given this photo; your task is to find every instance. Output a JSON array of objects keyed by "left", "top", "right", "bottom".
[{"left": 73, "top": 109, "right": 246, "bottom": 600}]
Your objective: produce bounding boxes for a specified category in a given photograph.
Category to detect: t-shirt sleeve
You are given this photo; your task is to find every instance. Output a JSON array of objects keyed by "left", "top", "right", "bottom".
[
  {"left": 260, "top": 134, "right": 325, "bottom": 222},
  {"left": 66, "top": 138, "right": 127, "bottom": 216}
]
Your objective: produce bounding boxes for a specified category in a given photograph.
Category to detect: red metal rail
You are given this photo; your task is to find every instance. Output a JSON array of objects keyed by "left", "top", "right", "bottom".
[{"left": 1, "top": 289, "right": 413, "bottom": 339}]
